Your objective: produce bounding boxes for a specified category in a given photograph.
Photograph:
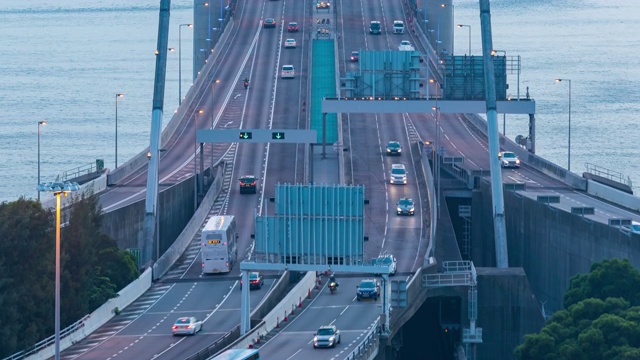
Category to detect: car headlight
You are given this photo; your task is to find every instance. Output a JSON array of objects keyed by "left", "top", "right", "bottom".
[
  {"left": 386, "top": 148, "right": 391, "bottom": 152},
  {"left": 516, "top": 159, "right": 521, "bottom": 164},
  {"left": 410, "top": 207, "right": 415, "bottom": 212},
  {"left": 329, "top": 336, "right": 335, "bottom": 342},
  {"left": 397, "top": 207, "right": 402, "bottom": 212},
  {"left": 313, "top": 336, "right": 318, "bottom": 342},
  {"left": 397, "top": 149, "right": 402, "bottom": 152}
]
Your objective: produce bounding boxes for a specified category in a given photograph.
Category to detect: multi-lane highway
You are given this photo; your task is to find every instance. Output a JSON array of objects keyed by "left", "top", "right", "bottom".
[
  {"left": 54, "top": 0, "right": 640, "bottom": 358},
  {"left": 59, "top": 0, "right": 312, "bottom": 358}
]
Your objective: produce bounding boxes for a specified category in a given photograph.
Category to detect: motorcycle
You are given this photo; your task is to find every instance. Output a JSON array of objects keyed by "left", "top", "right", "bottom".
[
  {"left": 243, "top": 80, "right": 249, "bottom": 89},
  {"left": 329, "top": 282, "right": 337, "bottom": 294}
]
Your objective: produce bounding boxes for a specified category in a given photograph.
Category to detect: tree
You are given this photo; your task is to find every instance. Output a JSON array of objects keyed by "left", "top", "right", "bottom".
[
  {"left": 0, "top": 199, "right": 55, "bottom": 358},
  {"left": 515, "top": 259, "right": 640, "bottom": 359},
  {"left": 0, "top": 194, "right": 139, "bottom": 358},
  {"left": 564, "top": 259, "right": 640, "bottom": 309}
]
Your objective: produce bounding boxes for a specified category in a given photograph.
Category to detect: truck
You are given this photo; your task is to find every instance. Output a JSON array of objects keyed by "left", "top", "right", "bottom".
[
  {"left": 393, "top": 20, "right": 405, "bottom": 34},
  {"left": 398, "top": 40, "right": 415, "bottom": 51},
  {"left": 370, "top": 21, "right": 381, "bottom": 35}
]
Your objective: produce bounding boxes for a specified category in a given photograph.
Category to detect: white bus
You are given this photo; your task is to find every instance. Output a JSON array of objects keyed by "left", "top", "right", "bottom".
[{"left": 201, "top": 215, "right": 238, "bottom": 274}]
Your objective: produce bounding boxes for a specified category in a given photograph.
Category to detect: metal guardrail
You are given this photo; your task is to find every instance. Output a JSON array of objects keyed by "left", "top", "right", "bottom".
[
  {"left": 185, "top": 325, "right": 240, "bottom": 360},
  {"left": 343, "top": 317, "right": 381, "bottom": 360},
  {"left": 62, "top": 162, "right": 98, "bottom": 181},
  {"left": 585, "top": 162, "right": 632, "bottom": 188},
  {"left": 2, "top": 315, "right": 90, "bottom": 360},
  {"left": 424, "top": 261, "right": 477, "bottom": 288}
]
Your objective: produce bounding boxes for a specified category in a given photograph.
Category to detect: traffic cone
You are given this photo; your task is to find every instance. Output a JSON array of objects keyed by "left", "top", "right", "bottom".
[
  {"left": 291, "top": 304, "right": 295, "bottom": 315},
  {"left": 249, "top": 343, "right": 254, "bottom": 349},
  {"left": 284, "top": 310, "right": 288, "bottom": 322},
  {"left": 308, "top": 288, "right": 312, "bottom": 299},
  {"left": 276, "top": 317, "right": 280, "bottom": 328},
  {"left": 299, "top": 296, "right": 303, "bottom": 308}
]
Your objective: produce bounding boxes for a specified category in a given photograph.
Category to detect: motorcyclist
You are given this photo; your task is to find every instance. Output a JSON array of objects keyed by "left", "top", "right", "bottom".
[
  {"left": 329, "top": 275, "right": 339, "bottom": 289},
  {"left": 243, "top": 77, "right": 249, "bottom": 89}
]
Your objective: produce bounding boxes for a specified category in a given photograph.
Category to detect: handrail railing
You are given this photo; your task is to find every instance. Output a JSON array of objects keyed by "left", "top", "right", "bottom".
[
  {"left": 343, "top": 317, "right": 381, "bottom": 360},
  {"left": 62, "top": 162, "right": 99, "bottom": 182},
  {"left": 585, "top": 162, "right": 632, "bottom": 188},
  {"left": 2, "top": 315, "right": 90, "bottom": 360}
]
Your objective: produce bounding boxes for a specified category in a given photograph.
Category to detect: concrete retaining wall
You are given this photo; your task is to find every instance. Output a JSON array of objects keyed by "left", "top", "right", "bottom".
[
  {"left": 476, "top": 267, "right": 545, "bottom": 360},
  {"left": 26, "top": 268, "right": 152, "bottom": 360},
  {"left": 476, "top": 179, "right": 640, "bottom": 313},
  {"left": 101, "top": 176, "right": 194, "bottom": 252}
]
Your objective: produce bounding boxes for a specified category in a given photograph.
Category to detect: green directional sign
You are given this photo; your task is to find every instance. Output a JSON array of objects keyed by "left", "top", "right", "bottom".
[
  {"left": 272, "top": 132, "right": 285, "bottom": 140},
  {"left": 239, "top": 132, "right": 253, "bottom": 140}
]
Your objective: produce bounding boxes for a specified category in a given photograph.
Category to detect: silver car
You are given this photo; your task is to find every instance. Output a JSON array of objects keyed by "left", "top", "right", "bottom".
[
  {"left": 172, "top": 317, "right": 202, "bottom": 336},
  {"left": 389, "top": 164, "right": 407, "bottom": 184},
  {"left": 313, "top": 325, "right": 341, "bottom": 348}
]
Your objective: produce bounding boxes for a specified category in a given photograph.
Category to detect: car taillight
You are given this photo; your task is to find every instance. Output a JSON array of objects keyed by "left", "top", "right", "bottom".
[
  {"left": 202, "top": 263, "right": 205, "bottom": 268},
  {"left": 172, "top": 325, "right": 178, "bottom": 329},
  {"left": 251, "top": 280, "right": 258, "bottom": 284},
  {"left": 251, "top": 181, "right": 256, "bottom": 186}
]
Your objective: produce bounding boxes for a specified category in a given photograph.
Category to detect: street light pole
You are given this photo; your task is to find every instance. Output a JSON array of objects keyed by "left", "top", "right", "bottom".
[
  {"left": 194, "top": 109, "right": 204, "bottom": 212},
  {"left": 555, "top": 78, "right": 572, "bottom": 171},
  {"left": 37, "top": 120, "right": 47, "bottom": 201},
  {"left": 36, "top": 180, "right": 80, "bottom": 360},
  {"left": 179, "top": 23, "right": 193, "bottom": 106},
  {"left": 437, "top": 3, "right": 446, "bottom": 58},
  {"left": 115, "top": 93, "right": 124, "bottom": 168},
  {"left": 210, "top": 80, "right": 220, "bottom": 170},
  {"left": 431, "top": 79, "right": 442, "bottom": 218},
  {"left": 456, "top": 24, "right": 471, "bottom": 56}
]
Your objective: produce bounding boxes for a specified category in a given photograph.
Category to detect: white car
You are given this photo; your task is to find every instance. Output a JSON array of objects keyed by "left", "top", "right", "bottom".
[
  {"left": 313, "top": 325, "right": 341, "bottom": 348},
  {"left": 398, "top": 40, "right": 414, "bottom": 51},
  {"left": 389, "top": 164, "right": 407, "bottom": 184},
  {"left": 284, "top": 38, "right": 297, "bottom": 48},
  {"left": 172, "top": 317, "right": 202, "bottom": 336},
  {"left": 281, "top": 65, "right": 295, "bottom": 79},
  {"left": 374, "top": 254, "right": 397, "bottom": 275},
  {"left": 499, "top": 151, "right": 521, "bottom": 168}
]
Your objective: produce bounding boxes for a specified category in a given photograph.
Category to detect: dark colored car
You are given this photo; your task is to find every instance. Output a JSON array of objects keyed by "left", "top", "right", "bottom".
[
  {"left": 263, "top": 18, "right": 276, "bottom": 28},
  {"left": 350, "top": 50, "right": 359, "bottom": 62},
  {"left": 240, "top": 272, "right": 264, "bottom": 290},
  {"left": 386, "top": 141, "right": 402, "bottom": 155},
  {"left": 287, "top": 22, "right": 299, "bottom": 32},
  {"left": 396, "top": 197, "right": 415, "bottom": 216},
  {"left": 356, "top": 279, "right": 379, "bottom": 301},
  {"left": 239, "top": 175, "right": 257, "bottom": 194}
]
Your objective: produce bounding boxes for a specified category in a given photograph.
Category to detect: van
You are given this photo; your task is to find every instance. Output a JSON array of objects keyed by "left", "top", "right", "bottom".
[
  {"left": 393, "top": 20, "right": 405, "bottom": 34},
  {"left": 281, "top": 65, "right": 295, "bottom": 79},
  {"left": 370, "top": 21, "right": 381, "bottom": 35}
]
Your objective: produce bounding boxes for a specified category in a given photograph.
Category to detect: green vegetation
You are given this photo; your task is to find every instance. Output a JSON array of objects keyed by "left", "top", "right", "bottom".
[
  {"left": 0, "top": 194, "right": 139, "bottom": 358},
  {"left": 515, "top": 259, "right": 640, "bottom": 360}
]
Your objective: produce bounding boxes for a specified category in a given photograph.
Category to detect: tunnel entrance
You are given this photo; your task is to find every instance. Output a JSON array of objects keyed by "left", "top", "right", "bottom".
[{"left": 395, "top": 296, "right": 462, "bottom": 359}]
